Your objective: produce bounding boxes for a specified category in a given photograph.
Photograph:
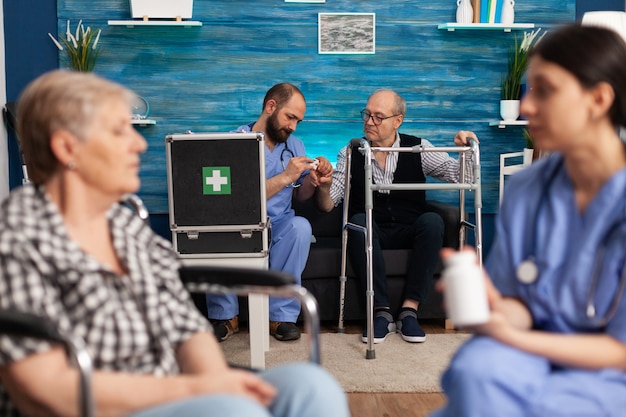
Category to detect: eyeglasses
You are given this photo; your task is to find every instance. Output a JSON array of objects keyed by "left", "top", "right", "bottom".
[
  {"left": 280, "top": 146, "right": 302, "bottom": 188},
  {"left": 360, "top": 109, "right": 400, "bottom": 126}
]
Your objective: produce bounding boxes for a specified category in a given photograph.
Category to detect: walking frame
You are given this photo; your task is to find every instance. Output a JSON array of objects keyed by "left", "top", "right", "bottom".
[{"left": 337, "top": 138, "right": 483, "bottom": 359}]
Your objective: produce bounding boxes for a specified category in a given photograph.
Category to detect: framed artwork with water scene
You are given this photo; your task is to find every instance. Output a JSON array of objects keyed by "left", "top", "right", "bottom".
[{"left": 318, "top": 13, "right": 376, "bottom": 54}]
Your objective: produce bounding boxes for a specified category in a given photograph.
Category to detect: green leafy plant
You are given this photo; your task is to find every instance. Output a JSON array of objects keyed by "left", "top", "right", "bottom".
[
  {"left": 501, "top": 28, "right": 544, "bottom": 100},
  {"left": 523, "top": 128, "right": 534, "bottom": 149},
  {"left": 48, "top": 20, "right": 102, "bottom": 72}
]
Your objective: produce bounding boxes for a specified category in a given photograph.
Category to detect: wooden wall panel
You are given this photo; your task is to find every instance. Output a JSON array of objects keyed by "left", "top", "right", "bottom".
[{"left": 57, "top": 0, "right": 575, "bottom": 213}]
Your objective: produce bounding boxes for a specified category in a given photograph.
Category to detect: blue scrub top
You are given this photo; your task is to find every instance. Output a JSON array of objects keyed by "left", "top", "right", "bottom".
[
  {"left": 234, "top": 124, "right": 308, "bottom": 221},
  {"left": 486, "top": 154, "right": 626, "bottom": 341}
]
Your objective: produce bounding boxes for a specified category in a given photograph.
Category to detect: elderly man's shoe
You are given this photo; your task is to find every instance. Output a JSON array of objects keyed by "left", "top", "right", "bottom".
[
  {"left": 361, "top": 310, "right": 396, "bottom": 344},
  {"left": 270, "top": 321, "right": 301, "bottom": 341},
  {"left": 397, "top": 307, "right": 426, "bottom": 343}
]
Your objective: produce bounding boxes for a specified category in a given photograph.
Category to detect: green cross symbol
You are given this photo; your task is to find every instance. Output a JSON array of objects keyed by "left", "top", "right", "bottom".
[{"left": 202, "top": 167, "right": 231, "bottom": 195}]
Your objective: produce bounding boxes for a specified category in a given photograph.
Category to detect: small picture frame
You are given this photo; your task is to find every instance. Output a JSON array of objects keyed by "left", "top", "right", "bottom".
[{"left": 318, "top": 13, "right": 376, "bottom": 54}]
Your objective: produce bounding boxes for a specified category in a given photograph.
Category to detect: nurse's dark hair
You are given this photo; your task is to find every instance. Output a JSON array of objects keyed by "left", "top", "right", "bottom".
[{"left": 529, "top": 23, "right": 626, "bottom": 128}]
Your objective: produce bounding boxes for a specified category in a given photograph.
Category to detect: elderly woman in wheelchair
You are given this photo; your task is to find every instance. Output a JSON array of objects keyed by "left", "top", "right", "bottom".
[{"left": 0, "top": 70, "right": 349, "bottom": 417}]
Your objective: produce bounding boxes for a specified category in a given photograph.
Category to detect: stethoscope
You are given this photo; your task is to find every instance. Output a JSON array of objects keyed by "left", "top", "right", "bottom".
[
  {"left": 279, "top": 144, "right": 302, "bottom": 188},
  {"left": 516, "top": 158, "right": 626, "bottom": 326}
]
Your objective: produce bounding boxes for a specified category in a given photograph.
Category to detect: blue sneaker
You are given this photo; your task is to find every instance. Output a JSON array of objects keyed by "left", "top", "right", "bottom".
[
  {"left": 397, "top": 308, "right": 426, "bottom": 343},
  {"left": 361, "top": 310, "right": 396, "bottom": 343}
]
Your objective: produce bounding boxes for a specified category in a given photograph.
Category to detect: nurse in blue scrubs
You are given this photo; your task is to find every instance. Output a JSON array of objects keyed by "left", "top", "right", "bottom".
[
  {"left": 431, "top": 24, "right": 626, "bottom": 417},
  {"left": 205, "top": 83, "right": 334, "bottom": 342}
]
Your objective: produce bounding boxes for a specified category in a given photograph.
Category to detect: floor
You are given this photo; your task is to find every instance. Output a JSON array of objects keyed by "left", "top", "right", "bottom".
[
  {"left": 231, "top": 318, "right": 457, "bottom": 416},
  {"left": 333, "top": 319, "right": 454, "bottom": 417},
  {"left": 347, "top": 392, "right": 446, "bottom": 417}
]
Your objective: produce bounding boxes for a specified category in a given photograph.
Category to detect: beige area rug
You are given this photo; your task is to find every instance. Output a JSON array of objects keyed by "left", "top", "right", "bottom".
[{"left": 223, "top": 332, "right": 471, "bottom": 393}]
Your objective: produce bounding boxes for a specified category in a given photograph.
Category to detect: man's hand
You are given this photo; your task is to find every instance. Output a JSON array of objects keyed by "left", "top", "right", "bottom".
[
  {"left": 454, "top": 130, "right": 479, "bottom": 146},
  {"left": 282, "top": 156, "right": 317, "bottom": 186},
  {"left": 309, "top": 156, "right": 333, "bottom": 188}
]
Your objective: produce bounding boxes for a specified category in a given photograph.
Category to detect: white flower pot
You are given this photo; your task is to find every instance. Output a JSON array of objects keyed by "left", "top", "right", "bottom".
[
  {"left": 500, "top": 100, "right": 520, "bottom": 121},
  {"left": 130, "top": 0, "right": 193, "bottom": 19}
]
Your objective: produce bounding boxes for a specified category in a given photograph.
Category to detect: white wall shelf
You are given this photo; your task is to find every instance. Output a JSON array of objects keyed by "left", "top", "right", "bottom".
[
  {"left": 108, "top": 20, "right": 202, "bottom": 27},
  {"left": 489, "top": 120, "right": 528, "bottom": 128},
  {"left": 131, "top": 119, "right": 157, "bottom": 126},
  {"left": 438, "top": 23, "right": 535, "bottom": 32}
]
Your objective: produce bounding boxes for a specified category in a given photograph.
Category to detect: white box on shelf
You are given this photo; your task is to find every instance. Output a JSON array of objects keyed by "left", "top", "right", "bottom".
[{"left": 130, "top": 0, "right": 193, "bottom": 19}]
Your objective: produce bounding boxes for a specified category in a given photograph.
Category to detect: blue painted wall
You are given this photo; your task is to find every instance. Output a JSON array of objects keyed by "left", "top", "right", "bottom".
[
  {"left": 56, "top": 0, "right": 576, "bottom": 218},
  {"left": 3, "top": 0, "right": 57, "bottom": 189},
  {"left": 14, "top": 0, "right": 622, "bottom": 252}
]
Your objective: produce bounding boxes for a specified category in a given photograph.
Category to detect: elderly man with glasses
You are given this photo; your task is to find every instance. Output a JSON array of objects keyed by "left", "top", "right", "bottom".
[
  {"left": 206, "top": 83, "right": 333, "bottom": 342},
  {"left": 317, "top": 89, "right": 478, "bottom": 344}
]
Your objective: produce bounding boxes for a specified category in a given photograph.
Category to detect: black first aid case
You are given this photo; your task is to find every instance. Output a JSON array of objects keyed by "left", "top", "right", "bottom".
[{"left": 165, "top": 132, "right": 269, "bottom": 258}]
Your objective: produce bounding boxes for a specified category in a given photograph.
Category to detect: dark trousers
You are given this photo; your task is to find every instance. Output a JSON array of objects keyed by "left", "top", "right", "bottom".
[{"left": 347, "top": 212, "right": 444, "bottom": 313}]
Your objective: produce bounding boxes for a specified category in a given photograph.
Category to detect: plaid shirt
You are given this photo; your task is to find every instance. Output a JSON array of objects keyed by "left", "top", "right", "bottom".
[{"left": 0, "top": 186, "right": 212, "bottom": 416}]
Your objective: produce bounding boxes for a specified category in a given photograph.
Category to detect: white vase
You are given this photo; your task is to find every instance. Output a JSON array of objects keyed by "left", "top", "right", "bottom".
[
  {"left": 500, "top": 100, "right": 520, "bottom": 121},
  {"left": 500, "top": 0, "right": 515, "bottom": 25},
  {"left": 456, "top": 0, "right": 474, "bottom": 24}
]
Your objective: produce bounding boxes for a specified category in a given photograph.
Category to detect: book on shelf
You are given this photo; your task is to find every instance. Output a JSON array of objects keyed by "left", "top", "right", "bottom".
[
  {"left": 480, "top": 0, "right": 489, "bottom": 23},
  {"left": 472, "top": 0, "right": 481, "bottom": 23},
  {"left": 494, "top": 0, "right": 504, "bottom": 23},
  {"left": 488, "top": 0, "right": 497, "bottom": 23},
  {"left": 479, "top": 0, "right": 506, "bottom": 24}
]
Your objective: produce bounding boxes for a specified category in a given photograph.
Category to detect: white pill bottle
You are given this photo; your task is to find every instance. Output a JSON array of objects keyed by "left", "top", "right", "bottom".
[{"left": 442, "top": 251, "right": 490, "bottom": 327}]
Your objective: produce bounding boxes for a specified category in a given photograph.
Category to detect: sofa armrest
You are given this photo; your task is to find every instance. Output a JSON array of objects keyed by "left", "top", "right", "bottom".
[{"left": 424, "top": 200, "right": 462, "bottom": 249}]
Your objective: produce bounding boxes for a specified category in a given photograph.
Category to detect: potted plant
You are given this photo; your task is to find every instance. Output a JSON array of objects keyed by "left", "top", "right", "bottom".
[
  {"left": 48, "top": 20, "right": 102, "bottom": 72},
  {"left": 522, "top": 128, "right": 534, "bottom": 164},
  {"left": 500, "top": 28, "right": 544, "bottom": 121}
]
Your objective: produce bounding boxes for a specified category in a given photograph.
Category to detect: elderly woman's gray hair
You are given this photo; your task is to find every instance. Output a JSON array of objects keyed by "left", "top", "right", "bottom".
[{"left": 17, "top": 70, "right": 135, "bottom": 184}]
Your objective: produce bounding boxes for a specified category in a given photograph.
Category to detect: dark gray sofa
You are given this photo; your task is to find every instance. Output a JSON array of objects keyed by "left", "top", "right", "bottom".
[
  {"left": 191, "top": 198, "right": 461, "bottom": 326},
  {"left": 293, "top": 198, "right": 462, "bottom": 324}
]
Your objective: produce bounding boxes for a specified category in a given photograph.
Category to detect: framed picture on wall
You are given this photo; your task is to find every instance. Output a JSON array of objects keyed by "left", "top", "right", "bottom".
[{"left": 318, "top": 13, "right": 376, "bottom": 54}]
